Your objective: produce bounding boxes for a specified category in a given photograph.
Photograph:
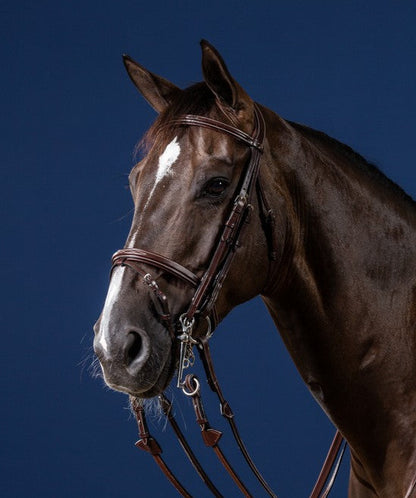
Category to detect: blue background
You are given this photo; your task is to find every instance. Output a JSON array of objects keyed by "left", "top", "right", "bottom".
[{"left": 2, "top": 1, "right": 415, "bottom": 497}]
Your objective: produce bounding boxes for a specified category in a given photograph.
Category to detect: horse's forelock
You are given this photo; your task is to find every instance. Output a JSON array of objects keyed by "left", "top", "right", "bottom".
[{"left": 137, "top": 82, "right": 220, "bottom": 155}]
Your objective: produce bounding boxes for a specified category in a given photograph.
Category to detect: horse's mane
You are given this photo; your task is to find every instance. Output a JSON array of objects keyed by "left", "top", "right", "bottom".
[{"left": 289, "top": 121, "right": 416, "bottom": 209}]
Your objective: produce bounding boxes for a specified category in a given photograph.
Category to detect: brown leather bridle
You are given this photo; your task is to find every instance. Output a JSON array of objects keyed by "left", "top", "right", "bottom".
[
  {"left": 113, "top": 106, "right": 265, "bottom": 326},
  {"left": 110, "top": 104, "right": 346, "bottom": 497}
]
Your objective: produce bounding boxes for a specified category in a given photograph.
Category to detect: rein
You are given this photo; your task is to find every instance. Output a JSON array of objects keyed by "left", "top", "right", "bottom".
[{"left": 111, "top": 104, "right": 346, "bottom": 497}]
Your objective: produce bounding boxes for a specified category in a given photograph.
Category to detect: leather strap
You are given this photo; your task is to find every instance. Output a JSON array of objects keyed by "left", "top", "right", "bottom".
[
  {"left": 112, "top": 248, "right": 200, "bottom": 288},
  {"left": 183, "top": 374, "right": 252, "bottom": 498},
  {"left": 159, "top": 394, "right": 223, "bottom": 497},
  {"left": 181, "top": 104, "right": 265, "bottom": 323},
  {"left": 309, "top": 430, "right": 346, "bottom": 498},
  {"left": 170, "top": 114, "right": 264, "bottom": 151},
  {"left": 130, "top": 398, "right": 192, "bottom": 498},
  {"left": 198, "top": 336, "right": 278, "bottom": 498}
]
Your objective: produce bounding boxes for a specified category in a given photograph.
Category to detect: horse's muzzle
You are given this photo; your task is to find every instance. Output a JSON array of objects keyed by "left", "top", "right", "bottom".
[
  {"left": 93, "top": 313, "right": 174, "bottom": 397},
  {"left": 93, "top": 321, "right": 150, "bottom": 386}
]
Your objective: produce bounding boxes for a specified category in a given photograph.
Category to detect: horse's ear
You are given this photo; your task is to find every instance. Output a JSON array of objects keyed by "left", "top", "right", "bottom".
[
  {"left": 123, "top": 55, "right": 180, "bottom": 113},
  {"left": 200, "top": 40, "right": 252, "bottom": 116}
]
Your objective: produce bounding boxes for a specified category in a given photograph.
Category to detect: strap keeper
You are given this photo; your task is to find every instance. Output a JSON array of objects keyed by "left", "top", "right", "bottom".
[
  {"left": 220, "top": 401, "right": 234, "bottom": 419},
  {"left": 135, "top": 437, "right": 162, "bottom": 456}
]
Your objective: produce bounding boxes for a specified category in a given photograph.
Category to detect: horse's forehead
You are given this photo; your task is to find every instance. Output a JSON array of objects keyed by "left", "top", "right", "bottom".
[
  {"left": 147, "top": 128, "right": 234, "bottom": 174},
  {"left": 139, "top": 127, "right": 237, "bottom": 189},
  {"left": 140, "top": 136, "right": 182, "bottom": 211},
  {"left": 188, "top": 126, "right": 235, "bottom": 158},
  {"left": 156, "top": 136, "right": 181, "bottom": 181}
]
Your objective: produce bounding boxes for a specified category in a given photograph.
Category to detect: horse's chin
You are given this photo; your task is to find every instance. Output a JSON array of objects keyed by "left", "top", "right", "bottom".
[
  {"left": 104, "top": 348, "right": 177, "bottom": 399},
  {"left": 134, "top": 355, "right": 176, "bottom": 399}
]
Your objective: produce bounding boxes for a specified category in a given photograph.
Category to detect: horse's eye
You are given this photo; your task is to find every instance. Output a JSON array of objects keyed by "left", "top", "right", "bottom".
[{"left": 203, "top": 178, "right": 229, "bottom": 197}]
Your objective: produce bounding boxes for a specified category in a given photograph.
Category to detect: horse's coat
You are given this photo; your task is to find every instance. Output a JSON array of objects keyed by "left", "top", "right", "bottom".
[{"left": 94, "top": 41, "right": 416, "bottom": 497}]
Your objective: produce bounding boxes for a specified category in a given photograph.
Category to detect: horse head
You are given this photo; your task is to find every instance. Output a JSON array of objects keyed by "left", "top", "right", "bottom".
[{"left": 93, "top": 41, "right": 274, "bottom": 398}]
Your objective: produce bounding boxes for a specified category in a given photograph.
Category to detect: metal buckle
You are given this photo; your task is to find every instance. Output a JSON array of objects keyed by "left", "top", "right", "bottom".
[{"left": 177, "top": 314, "right": 197, "bottom": 388}]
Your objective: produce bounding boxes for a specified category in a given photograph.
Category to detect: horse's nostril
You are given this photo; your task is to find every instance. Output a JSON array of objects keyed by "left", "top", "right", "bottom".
[{"left": 125, "top": 331, "right": 143, "bottom": 366}]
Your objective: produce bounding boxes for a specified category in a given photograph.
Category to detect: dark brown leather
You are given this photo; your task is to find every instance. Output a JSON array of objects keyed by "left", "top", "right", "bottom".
[
  {"left": 170, "top": 114, "right": 264, "bottom": 151},
  {"left": 198, "top": 336, "right": 277, "bottom": 497},
  {"left": 181, "top": 104, "right": 265, "bottom": 323},
  {"left": 184, "top": 374, "right": 252, "bottom": 498},
  {"left": 112, "top": 248, "right": 200, "bottom": 287},
  {"left": 131, "top": 399, "right": 192, "bottom": 498},
  {"left": 159, "top": 394, "right": 223, "bottom": 497},
  {"left": 309, "top": 430, "right": 346, "bottom": 498}
]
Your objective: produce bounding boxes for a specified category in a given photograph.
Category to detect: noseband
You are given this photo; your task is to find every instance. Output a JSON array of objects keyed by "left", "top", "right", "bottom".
[{"left": 110, "top": 104, "right": 345, "bottom": 497}]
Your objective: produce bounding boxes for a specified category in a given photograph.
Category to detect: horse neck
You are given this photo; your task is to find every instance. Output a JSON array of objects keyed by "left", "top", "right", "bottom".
[{"left": 259, "top": 108, "right": 416, "bottom": 490}]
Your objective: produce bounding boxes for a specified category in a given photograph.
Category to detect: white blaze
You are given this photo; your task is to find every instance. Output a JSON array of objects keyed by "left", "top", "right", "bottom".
[
  {"left": 156, "top": 136, "right": 181, "bottom": 182},
  {"left": 144, "top": 136, "right": 180, "bottom": 210},
  {"left": 99, "top": 266, "right": 126, "bottom": 353},
  {"left": 129, "top": 136, "right": 181, "bottom": 247}
]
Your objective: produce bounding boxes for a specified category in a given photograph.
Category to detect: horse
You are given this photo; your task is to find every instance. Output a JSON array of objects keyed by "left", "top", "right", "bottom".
[{"left": 93, "top": 40, "right": 416, "bottom": 497}]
